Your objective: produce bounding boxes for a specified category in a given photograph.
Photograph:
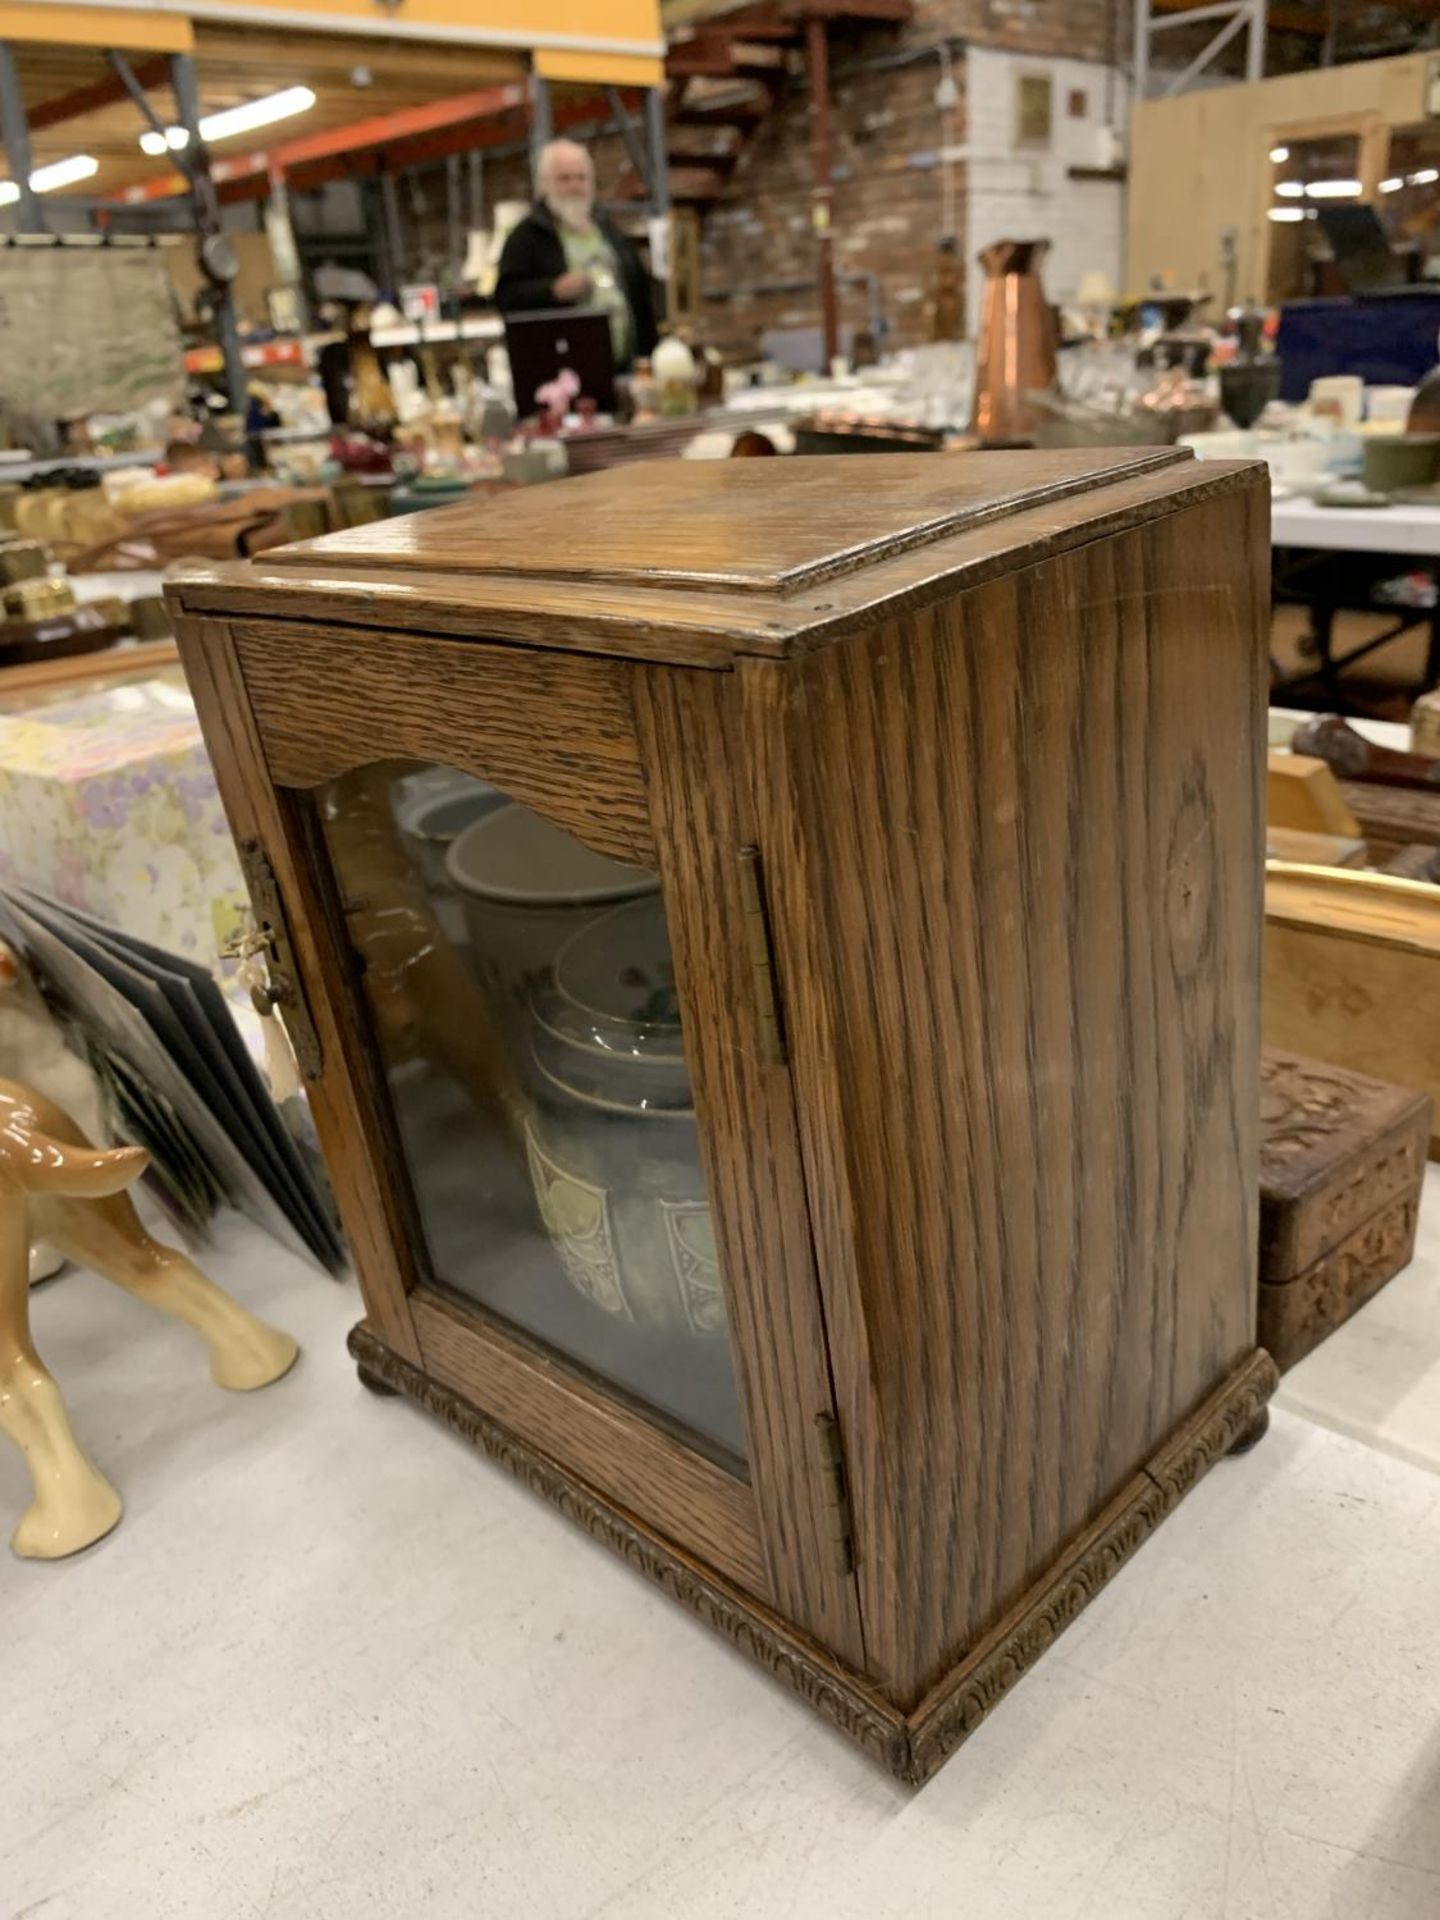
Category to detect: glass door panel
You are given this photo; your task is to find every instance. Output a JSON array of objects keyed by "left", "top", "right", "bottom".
[
  {"left": 1377, "top": 124, "right": 1440, "bottom": 285},
  {"left": 1266, "top": 134, "right": 1364, "bottom": 304},
  {"left": 316, "top": 760, "right": 747, "bottom": 1465}
]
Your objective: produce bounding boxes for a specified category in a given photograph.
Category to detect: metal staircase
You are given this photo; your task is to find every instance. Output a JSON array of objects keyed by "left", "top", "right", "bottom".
[{"left": 615, "top": 1, "right": 912, "bottom": 214}]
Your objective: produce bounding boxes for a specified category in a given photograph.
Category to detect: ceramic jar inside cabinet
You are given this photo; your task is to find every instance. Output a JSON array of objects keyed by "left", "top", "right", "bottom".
[{"left": 169, "top": 447, "right": 1277, "bottom": 1784}]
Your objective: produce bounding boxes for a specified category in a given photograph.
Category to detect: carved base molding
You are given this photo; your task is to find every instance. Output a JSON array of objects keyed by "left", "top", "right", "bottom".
[
  {"left": 348, "top": 1324, "right": 1277, "bottom": 1786},
  {"left": 904, "top": 1348, "right": 1278, "bottom": 1780}
]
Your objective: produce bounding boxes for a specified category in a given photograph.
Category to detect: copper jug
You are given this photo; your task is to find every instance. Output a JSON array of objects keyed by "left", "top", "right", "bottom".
[{"left": 970, "top": 239, "right": 1058, "bottom": 445}]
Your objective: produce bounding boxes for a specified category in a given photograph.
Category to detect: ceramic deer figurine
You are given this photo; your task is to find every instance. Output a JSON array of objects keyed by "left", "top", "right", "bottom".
[
  {"left": 0, "top": 1076, "right": 298, "bottom": 1559},
  {"left": 0, "top": 938, "right": 108, "bottom": 1283}
]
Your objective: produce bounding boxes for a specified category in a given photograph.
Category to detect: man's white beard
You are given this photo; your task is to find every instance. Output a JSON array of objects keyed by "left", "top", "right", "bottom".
[{"left": 548, "top": 192, "right": 594, "bottom": 228}]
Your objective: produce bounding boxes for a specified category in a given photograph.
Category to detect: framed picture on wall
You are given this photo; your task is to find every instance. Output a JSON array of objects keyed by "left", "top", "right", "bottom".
[{"left": 1015, "top": 72, "right": 1053, "bottom": 149}]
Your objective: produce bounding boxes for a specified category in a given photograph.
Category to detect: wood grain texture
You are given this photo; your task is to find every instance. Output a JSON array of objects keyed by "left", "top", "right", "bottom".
[
  {"left": 1336, "top": 779, "right": 1440, "bottom": 855},
  {"left": 1264, "top": 826, "right": 1367, "bottom": 869},
  {"left": 410, "top": 1289, "right": 767, "bottom": 1598},
  {"left": 348, "top": 1322, "right": 1273, "bottom": 1785},
  {"left": 231, "top": 620, "right": 655, "bottom": 864},
  {"left": 0, "top": 636, "right": 179, "bottom": 702},
  {"left": 746, "top": 479, "right": 1269, "bottom": 1702},
  {"left": 737, "top": 467, "right": 1267, "bottom": 654},
  {"left": 263, "top": 448, "right": 1186, "bottom": 594},
  {"left": 175, "top": 452, "right": 1279, "bottom": 1775},
  {"left": 167, "top": 560, "right": 797, "bottom": 669},
  {"left": 1380, "top": 843, "right": 1440, "bottom": 882},
  {"left": 1257, "top": 1046, "right": 1429, "bottom": 1371},
  {"left": 1290, "top": 715, "right": 1440, "bottom": 793},
  {"left": 630, "top": 665, "right": 868, "bottom": 1670},
  {"left": 165, "top": 460, "right": 1263, "bottom": 667},
  {"left": 1267, "top": 752, "right": 1362, "bottom": 836},
  {"left": 904, "top": 1348, "right": 1277, "bottom": 1780},
  {"left": 172, "top": 616, "right": 422, "bottom": 1363},
  {"left": 1413, "top": 689, "right": 1440, "bottom": 759}
]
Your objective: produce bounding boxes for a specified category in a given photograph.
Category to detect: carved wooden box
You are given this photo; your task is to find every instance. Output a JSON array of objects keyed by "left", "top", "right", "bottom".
[
  {"left": 1264, "top": 862, "right": 1440, "bottom": 1161},
  {"left": 1259, "top": 1048, "right": 1430, "bottom": 1372},
  {"left": 168, "top": 447, "right": 1275, "bottom": 1784}
]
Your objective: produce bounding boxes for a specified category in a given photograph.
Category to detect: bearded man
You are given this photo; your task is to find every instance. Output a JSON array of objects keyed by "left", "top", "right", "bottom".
[{"left": 493, "top": 139, "right": 658, "bottom": 370}]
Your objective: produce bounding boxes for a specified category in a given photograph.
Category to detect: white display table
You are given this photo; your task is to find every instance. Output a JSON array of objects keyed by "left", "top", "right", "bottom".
[
  {"left": 1268, "top": 498, "right": 1439, "bottom": 697},
  {"left": 1272, "top": 497, "right": 1440, "bottom": 556}
]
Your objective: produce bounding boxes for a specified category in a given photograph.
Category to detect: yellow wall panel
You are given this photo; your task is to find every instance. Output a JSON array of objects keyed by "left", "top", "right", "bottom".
[
  {"left": 1128, "top": 52, "right": 1429, "bottom": 304},
  {"left": 0, "top": 3, "right": 193, "bottom": 50},
  {"left": 23, "top": 0, "right": 663, "bottom": 56},
  {"left": 534, "top": 49, "right": 664, "bottom": 88}
]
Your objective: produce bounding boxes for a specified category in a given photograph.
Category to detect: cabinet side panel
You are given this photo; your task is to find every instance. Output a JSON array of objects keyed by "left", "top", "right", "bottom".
[
  {"left": 631, "top": 666, "right": 867, "bottom": 1670},
  {"left": 175, "top": 614, "right": 423, "bottom": 1364},
  {"left": 773, "top": 485, "right": 1266, "bottom": 1700}
]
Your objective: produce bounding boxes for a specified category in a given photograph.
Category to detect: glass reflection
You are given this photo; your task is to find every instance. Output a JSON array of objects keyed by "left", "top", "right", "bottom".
[{"left": 319, "top": 762, "right": 746, "bottom": 1464}]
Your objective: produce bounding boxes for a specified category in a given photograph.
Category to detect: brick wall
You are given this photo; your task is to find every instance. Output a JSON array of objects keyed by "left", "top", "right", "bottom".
[
  {"left": 697, "top": 0, "right": 1130, "bottom": 357},
  {"left": 911, "top": 0, "right": 1118, "bottom": 63},
  {"left": 699, "top": 45, "right": 947, "bottom": 358}
]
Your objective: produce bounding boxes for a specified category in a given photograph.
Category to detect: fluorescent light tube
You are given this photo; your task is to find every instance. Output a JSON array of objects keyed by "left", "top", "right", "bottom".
[
  {"left": 0, "top": 153, "right": 99, "bottom": 203},
  {"left": 139, "top": 86, "right": 316, "bottom": 156}
]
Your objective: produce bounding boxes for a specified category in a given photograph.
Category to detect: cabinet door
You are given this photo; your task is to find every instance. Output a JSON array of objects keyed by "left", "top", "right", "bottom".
[{"left": 179, "top": 614, "right": 865, "bottom": 1665}]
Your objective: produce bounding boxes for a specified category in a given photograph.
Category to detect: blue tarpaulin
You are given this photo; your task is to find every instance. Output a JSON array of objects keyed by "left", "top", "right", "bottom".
[{"left": 1276, "top": 294, "right": 1440, "bottom": 400}]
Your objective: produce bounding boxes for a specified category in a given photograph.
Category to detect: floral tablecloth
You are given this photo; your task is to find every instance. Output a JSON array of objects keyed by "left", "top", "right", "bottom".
[{"left": 0, "top": 674, "right": 246, "bottom": 967}]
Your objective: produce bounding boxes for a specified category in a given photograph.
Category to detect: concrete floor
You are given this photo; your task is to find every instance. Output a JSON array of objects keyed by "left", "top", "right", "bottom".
[{"left": 4, "top": 1180, "right": 1440, "bottom": 1920}]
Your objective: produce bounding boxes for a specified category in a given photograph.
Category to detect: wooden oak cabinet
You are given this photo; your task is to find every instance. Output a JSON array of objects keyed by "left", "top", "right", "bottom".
[{"left": 169, "top": 448, "right": 1277, "bottom": 1783}]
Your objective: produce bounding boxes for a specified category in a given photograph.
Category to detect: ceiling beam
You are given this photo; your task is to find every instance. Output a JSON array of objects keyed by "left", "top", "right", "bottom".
[
  {"left": 278, "top": 110, "right": 531, "bottom": 194},
  {"left": 281, "top": 88, "right": 645, "bottom": 195},
  {"left": 107, "top": 82, "right": 526, "bottom": 203},
  {"left": 783, "top": 0, "right": 913, "bottom": 18},
  {"left": 27, "top": 54, "right": 169, "bottom": 131},
  {"left": 220, "top": 88, "right": 644, "bottom": 202},
  {"left": 105, "top": 82, "right": 645, "bottom": 206},
  {"left": 188, "top": 23, "right": 522, "bottom": 87},
  {"left": 1147, "top": 0, "right": 1327, "bottom": 33}
]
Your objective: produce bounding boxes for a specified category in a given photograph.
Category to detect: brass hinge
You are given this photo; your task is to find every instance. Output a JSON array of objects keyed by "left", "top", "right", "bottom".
[
  {"left": 234, "top": 836, "right": 324, "bottom": 1080},
  {"left": 737, "top": 846, "right": 787, "bottom": 1066},
  {"left": 814, "top": 1413, "right": 855, "bottom": 1576}
]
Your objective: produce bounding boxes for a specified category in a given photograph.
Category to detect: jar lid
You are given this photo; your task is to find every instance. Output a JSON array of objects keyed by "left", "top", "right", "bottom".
[
  {"left": 394, "top": 776, "right": 500, "bottom": 848},
  {"left": 530, "top": 1025, "right": 694, "bottom": 1119},
  {"left": 529, "top": 894, "right": 694, "bottom": 1113},
  {"left": 446, "top": 802, "right": 655, "bottom": 908},
  {"left": 552, "top": 895, "right": 683, "bottom": 1043}
]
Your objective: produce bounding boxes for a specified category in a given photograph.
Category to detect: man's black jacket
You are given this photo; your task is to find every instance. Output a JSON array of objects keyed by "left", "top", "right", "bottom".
[{"left": 493, "top": 201, "right": 658, "bottom": 364}]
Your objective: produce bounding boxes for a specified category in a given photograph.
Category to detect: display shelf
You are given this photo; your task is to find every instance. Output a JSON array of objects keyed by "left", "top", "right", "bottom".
[
  {"left": 367, "top": 315, "right": 503, "bottom": 349},
  {"left": 182, "top": 315, "right": 503, "bottom": 379},
  {"left": 183, "top": 338, "right": 309, "bottom": 375}
]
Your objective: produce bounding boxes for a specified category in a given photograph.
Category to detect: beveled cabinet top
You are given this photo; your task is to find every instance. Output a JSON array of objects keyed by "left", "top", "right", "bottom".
[
  {"left": 266, "top": 446, "right": 1186, "bottom": 593},
  {"left": 168, "top": 447, "right": 1266, "bottom": 667}
]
